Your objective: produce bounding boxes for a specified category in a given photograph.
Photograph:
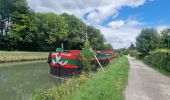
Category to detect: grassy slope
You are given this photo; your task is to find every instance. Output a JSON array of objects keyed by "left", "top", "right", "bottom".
[
  {"left": 68, "top": 56, "right": 129, "bottom": 100},
  {"left": 0, "top": 51, "right": 48, "bottom": 63},
  {"left": 0, "top": 61, "right": 58, "bottom": 100}
]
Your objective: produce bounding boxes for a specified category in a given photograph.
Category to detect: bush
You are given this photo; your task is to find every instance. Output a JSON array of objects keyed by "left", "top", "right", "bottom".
[
  {"left": 129, "top": 50, "right": 143, "bottom": 59},
  {"left": 129, "top": 50, "right": 139, "bottom": 58},
  {"left": 81, "top": 41, "right": 94, "bottom": 73},
  {"left": 144, "top": 49, "right": 170, "bottom": 72}
]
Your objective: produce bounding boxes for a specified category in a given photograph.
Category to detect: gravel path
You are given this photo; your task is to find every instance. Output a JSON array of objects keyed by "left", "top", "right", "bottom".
[{"left": 125, "top": 56, "right": 170, "bottom": 100}]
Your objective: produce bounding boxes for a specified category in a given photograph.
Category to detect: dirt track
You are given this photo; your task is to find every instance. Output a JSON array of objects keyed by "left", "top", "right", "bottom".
[{"left": 125, "top": 56, "right": 170, "bottom": 100}]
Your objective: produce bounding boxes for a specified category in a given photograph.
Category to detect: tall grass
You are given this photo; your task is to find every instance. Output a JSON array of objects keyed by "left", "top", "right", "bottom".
[{"left": 33, "top": 56, "right": 129, "bottom": 100}]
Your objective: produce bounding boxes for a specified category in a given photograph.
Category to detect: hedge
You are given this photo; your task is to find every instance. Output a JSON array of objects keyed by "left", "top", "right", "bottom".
[{"left": 144, "top": 50, "right": 170, "bottom": 72}]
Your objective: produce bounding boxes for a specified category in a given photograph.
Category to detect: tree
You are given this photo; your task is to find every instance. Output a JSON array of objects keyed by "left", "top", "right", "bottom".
[
  {"left": 136, "top": 28, "right": 159, "bottom": 57},
  {"left": 61, "top": 13, "right": 86, "bottom": 50},
  {"left": 129, "top": 43, "right": 135, "bottom": 50},
  {"left": 87, "top": 26, "right": 106, "bottom": 50},
  {"left": 103, "top": 43, "right": 113, "bottom": 50},
  {"left": 158, "top": 29, "right": 170, "bottom": 48},
  {"left": 81, "top": 41, "right": 94, "bottom": 73},
  {"left": 33, "top": 13, "right": 68, "bottom": 51},
  {"left": 0, "top": 0, "right": 31, "bottom": 50}
]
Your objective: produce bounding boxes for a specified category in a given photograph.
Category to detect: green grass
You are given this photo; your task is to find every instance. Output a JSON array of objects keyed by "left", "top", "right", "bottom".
[
  {"left": 0, "top": 61, "right": 58, "bottom": 100},
  {"left": 33, "top": 56, "right": 129, "bottom": 100},
  {"left": 0, "top": 51, "right": 48, "bottom": 63},
  {"left": 68, "top": 56, "right": 129, "bottom": 100}
]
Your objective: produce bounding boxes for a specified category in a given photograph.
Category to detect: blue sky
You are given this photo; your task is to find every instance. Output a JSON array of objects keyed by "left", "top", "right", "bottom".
[
  {"left": 27, "top": 0, "right": 170, "bottom": 49},
  {"left": 118, "top": 0, "right": 170, "bottom": 26}
]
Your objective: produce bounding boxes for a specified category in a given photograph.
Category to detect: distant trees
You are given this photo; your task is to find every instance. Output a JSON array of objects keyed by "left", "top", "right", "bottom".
[
  {"left": 0, "top": 0, "right": 111, "bottom": 51},
  {"left": 103, "top": 43, "right": 114, "bottom": 50},
  {"left": 129, "top": 43, "right": 135, "bottom": 50},
  {"left": 136, "top": 28, "right": 159, "bottom": 57}
]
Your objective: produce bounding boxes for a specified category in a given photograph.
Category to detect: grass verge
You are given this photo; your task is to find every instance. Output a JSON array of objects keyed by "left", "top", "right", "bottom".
[
  {"left": 33, "top": 56, "right": 129, "bottom": 100},
  {"left": 0, "top": 51, "right": 48, "bottom": 63},
  {"left": 0, "top": 60, "right": 46, "bottom": 68},
  {"left": 68, "top": 56, "right": 129, "bottom": 100}
]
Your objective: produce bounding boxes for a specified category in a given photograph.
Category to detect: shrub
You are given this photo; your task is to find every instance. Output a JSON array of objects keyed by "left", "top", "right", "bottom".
[
  {"left": 144, "top": 49, "right": 170, "bottom": 72},
  {"left": 129, "top": 50, "right": 143, "bottom": 59},
  {"left": 129, "top": 50, "right": 139, "bottom": 58},
  {"left": 81, "top": 41, "right": 94, "bottom": 73}
]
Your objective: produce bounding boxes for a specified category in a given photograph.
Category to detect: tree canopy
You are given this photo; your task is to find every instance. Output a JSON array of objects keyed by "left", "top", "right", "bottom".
[
  {"left": 0, "top": 0, "right": 112, "bottom": 51},
  {"left": 136, "top": 28, "right": 159, "bottom": 57}
]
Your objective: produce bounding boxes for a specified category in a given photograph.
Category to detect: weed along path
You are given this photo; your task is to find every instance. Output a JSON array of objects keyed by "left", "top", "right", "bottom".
[{"left": 125, "top": 56, "right": 170, "bottom": 100}]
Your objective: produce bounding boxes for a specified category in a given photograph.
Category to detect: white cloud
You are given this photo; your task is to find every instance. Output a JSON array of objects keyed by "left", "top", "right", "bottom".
[
  {"left": 98, "top": 25, "right": 141, "bottom": 49},
  {"left": 86, "top": 6, "right": 119, "bottom": 25},
  {"left": 27, "top": 0, "right": 147, "bottom": 24},
  {"left": 85, "top": 0, "right": 146, "bottom": 25},
  {"left": 99, "top": 18, "right": 143, "bottom": 49},
  {"left": 127, "top": 19, "right": 143, "bottom": 26},
  {"left": 107, "top": 19, "right": 143, "bottom": 29},
  {"left": 108, "top": 20, "right": 125, "bottom": 29}
]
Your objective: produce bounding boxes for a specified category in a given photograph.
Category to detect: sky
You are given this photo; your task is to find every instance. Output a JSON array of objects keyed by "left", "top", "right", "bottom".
[{"left": 27, "top": 0, "right": 170, "bottom": 49}]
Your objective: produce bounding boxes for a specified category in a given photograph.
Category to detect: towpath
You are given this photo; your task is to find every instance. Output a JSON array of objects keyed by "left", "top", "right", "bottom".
[{"left": 125, "top": 56, "right": 170, "bottom": 100}]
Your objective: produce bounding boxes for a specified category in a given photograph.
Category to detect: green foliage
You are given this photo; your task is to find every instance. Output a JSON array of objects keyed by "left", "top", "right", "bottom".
[
  {"left": 61, "top": 13, "right": 86, "bottom": 49},
  {"left": 135, "top": 28, "right": 170, "bottom": 73},
  {"left": 129, "top": 43, "right": 135, "bottom": 50},
  {"left": 87, "top": 26, "right": 106, "bottom": 50},
  {"left": 117, "top": 48, "right": 129, "bottom": 55},
  {"left": 129, "top": 50, "right": 141, "bottom": 59},
  {"left": 0, "top": 1, "right": 112, "bottom": 51},
  {"left": 32, "top": 13, "right": 68, "bottom": 51},
  {"left": 0, "top": 0, "right": 29, "bottom": 36},
  {"left": 158, "top": 29, "right": 170, "bottom": 48},
  {"left": 0, "top": 0, "right": 32, "bottom": 50},
  {"left": 136, "top": 28, "right": 159, "bottom": 58},
  {"left": 102, "top": 43, "right": 114, "bottom": 51},
  {"left": 144, "top": 50, "right": 170, "bottom": 72},
  {"left": 81, "top": 41, "right": 94, "bottom": 73},
  {"left": 0, "top": 51, "right": 48, "bottom": 63}
]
